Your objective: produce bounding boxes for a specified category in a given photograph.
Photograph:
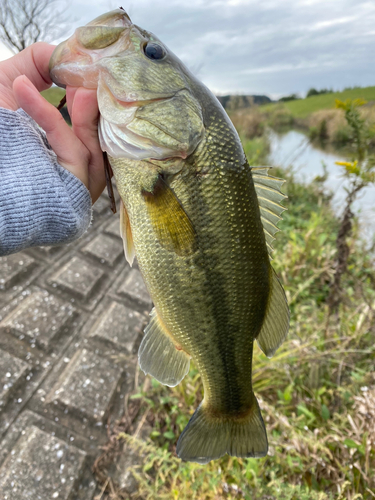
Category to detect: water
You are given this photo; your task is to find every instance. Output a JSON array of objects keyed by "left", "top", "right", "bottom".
[{"left": 268, "top": 129, "right": 375, "bottom": 242}]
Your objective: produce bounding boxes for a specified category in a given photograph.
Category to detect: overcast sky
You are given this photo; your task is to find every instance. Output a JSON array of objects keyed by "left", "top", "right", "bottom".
[{"left": 1, "top": 0, "right": 374, "bottom": 98}]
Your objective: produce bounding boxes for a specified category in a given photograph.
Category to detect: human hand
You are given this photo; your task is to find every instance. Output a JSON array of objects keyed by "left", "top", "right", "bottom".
[{"left": 0, "top": 42, "right": 105, "bottom": 203}]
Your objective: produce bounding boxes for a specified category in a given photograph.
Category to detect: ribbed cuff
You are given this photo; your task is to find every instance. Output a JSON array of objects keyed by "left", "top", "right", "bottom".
[{"left": 0, "top": 107, "right": 92, "bottom": 255}]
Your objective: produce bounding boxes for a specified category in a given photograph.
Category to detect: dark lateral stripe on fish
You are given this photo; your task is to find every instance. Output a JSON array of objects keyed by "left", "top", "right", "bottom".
[{"left": 187, "top": 164, "right": 244, "bottom": 414}]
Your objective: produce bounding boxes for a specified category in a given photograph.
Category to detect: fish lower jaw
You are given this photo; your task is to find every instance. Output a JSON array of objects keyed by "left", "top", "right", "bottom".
[{"left": 99, "top": 118, "right": 182, "bottom": 160}]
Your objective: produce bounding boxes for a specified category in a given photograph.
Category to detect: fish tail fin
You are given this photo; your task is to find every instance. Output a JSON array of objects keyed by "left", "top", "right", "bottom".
[{"left": 176, "top": 396, "right": 268, "bottom": 464}]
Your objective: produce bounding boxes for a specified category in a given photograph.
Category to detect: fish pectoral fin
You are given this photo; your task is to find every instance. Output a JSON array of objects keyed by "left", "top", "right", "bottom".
[
  {"left": 120, "top": 199, "right": 135, "bottom": 266},
  {"left": 256, "top": 267, "right": 290, "bottom": 358},
  {"left": 138, "top": 308, "right": 190, "bottom": 387},
  {"left": 142, "top": 175, "right": 197, "bottom": 256},
  {"left": 176, "top": 396, "right": 268, "bottom": 464}
]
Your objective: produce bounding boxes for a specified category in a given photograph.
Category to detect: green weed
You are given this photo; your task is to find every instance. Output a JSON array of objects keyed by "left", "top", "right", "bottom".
[{"left": 41, "top": 86, "right": 65, "bottom": 106}]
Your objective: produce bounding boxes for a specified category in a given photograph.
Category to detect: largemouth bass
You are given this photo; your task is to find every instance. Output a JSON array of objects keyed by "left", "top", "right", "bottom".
[{"left": 49, "top": 9, "right": 289, "bottom": 464}]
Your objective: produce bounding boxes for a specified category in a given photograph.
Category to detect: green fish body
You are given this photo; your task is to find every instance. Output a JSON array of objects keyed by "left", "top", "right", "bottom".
[{"left": 49, "top": 9, "right": 289, "bottom": 464}]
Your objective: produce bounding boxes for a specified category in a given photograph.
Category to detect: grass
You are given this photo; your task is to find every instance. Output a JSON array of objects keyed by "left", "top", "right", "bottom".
[
  {"left": 41, "top": 86, "right": 65, "bottom": 107},
  {"left": 262, "top": 87, "right": 375, "bottom": 119}
]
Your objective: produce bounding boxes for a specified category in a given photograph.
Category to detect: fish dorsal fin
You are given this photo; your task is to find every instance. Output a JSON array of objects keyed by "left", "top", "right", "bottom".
[
  {"left": 142, "top": 176, "right": 197, "bottom": 257},
  {"left": 139, "top": 308, "right": 190, "bottom": 387},
  {"left": 256, "top": 267, "right": 289, "bottom": 357},
  {"left": 251, "top": 167, "right": 287, "bottom": 256},
  {"left": 120, "top": 199, "right": 135, "bottom": 266}
]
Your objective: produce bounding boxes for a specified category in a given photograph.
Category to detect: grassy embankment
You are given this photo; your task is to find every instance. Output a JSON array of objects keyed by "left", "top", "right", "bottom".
[{"left": 267, "top": 87, "right": 375, "bottom": 119}]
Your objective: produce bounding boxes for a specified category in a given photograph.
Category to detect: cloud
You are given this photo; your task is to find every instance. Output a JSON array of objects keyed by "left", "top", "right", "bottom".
[
  {"left": 55, "top": 0, "right": 375, "bottom": 97},
  {"left": 311, "top": 16, "right": 358, "bottom": 30},
  {"left": 0, "top": 42, "right": 14, "bottom": 62}
]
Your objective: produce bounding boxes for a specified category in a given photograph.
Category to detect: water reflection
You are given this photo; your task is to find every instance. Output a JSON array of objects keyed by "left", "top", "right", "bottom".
[{"left": 268, "top": 129, "right": 375, "bottom": 242}]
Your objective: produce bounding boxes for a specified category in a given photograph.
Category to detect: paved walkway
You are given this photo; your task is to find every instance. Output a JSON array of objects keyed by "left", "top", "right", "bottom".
[{"left": 0, "top": 192, "right": 152, "bottom": 499}]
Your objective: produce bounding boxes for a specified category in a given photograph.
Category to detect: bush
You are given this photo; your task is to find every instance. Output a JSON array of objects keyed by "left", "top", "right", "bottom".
[
  {"left": 279, "top": 94, "right": 299, "bottom": 102},
  {"left": 308, "top": 126, "right": 318, "bottom": 141},
  {"left": 306, "top": 88, "right": 334, "bottom": 98},
  {"left": 332, "top": 126, "right": 351, "bottom": 145},
  {"left": 306, "top": 88, "right": 319, "bottom": 98},
  {"left": 230, "top": 108, "right": 265, "bottom": 139},
  {"left": 268, "top": 105, "right": 295, "bottom": 129},
  {"left": 309, "top": 120, "right": 329, "bottom": 142}
]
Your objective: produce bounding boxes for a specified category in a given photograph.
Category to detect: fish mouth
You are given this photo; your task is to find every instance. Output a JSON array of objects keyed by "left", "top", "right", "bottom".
[{"left": 49, "top": 8, "right": 133, "bottom": 89}]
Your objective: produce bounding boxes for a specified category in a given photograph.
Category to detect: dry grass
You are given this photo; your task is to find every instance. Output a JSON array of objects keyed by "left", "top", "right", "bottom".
[
  {"left": 230, "top": 107, "right": 265, "bottom": 139},
  {"left": 299, "top": 103, "right": 375, "bottom": 147},
  {"left": 308, "top": 109, "right": 346, "bottom": 138}
]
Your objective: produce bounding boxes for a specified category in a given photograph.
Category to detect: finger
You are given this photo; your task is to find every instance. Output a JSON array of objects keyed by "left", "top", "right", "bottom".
[
  {"left": 27, "top": 42, "right": 56, "bottom": 91},
  {"left": 68, "top": 86, "right": 106, "bottom": 202},
  {"left": 65, "top": 86, "right": 77, "bottom": 118},
  {"left": 13, "top": 75, "right": 89, "bottom": 190},
  {"left": 2, "top": 43, "right": 56, "bottom": 93}
]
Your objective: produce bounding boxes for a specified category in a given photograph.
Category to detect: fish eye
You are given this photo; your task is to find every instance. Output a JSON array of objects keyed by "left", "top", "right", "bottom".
[{"left": 143, "top": 42, "right": 165, "bottom": 60}]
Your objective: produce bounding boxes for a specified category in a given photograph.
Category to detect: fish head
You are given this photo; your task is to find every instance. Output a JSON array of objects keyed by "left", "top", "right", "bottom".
[{"left": 50, "top": 9, "right": 204, "bottom": 162}]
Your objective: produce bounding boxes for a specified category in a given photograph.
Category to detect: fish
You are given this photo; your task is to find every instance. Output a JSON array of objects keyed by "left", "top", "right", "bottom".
[{"left": 49, "top": 8, "right": 289, "bottom": 464}]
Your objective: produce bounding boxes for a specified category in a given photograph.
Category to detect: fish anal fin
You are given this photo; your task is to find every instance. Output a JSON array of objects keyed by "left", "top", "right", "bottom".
[
  {"left": 176, "top": 395, "right": 268, "bottom": 464},
  {"left": 142, "top": 176, "right": 197, "bottom": 256},
  {"left": 120, "top": 199, "right": 135, "bottom": 266},
  {"left": 138, "top": 308, "right": 190, "bottom": 387},
  {"left": 256, "top": 267, "right": 290, "bottom": 358}
]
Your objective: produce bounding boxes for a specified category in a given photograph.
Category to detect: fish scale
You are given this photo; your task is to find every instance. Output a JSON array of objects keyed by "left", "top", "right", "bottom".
[{"left": 49, "top": 8, "right": 289, "bottom": 464}]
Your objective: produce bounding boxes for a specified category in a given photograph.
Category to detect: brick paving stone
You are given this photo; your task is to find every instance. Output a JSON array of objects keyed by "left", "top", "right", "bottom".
[
  {"left": 115, "top": 450, "right": 140, "bottom": 494},
  {"left": 93, "top": 195, "right": 111, "bottom": 216},
  {"left": 47, "top": 349, "right": 123, "bottom": 422},
  {"left": 49, "top": 256, "right": 105, "bottom": 301},
  {"left": 117, "top": 268, "right": 152, "bottom": 309},
  {"left": 0, "top": 425, "right": 86, "bottom": 500},
  {"left": 0, "top": 253, "right": 36, "bottom": 291},
  {"left": 0, "top": 182, "right": 147, "bottom": 498},
  {"left": 31, "top": 245, "right": 65, "bottom": 259},
  {"left": 0, "top": 291, "right": 76, "bottom": 351},
  {"left": 81, "top": 233, "right": 124, "bottom": 267},
  {"left": 0, "top": 350, "right": 30, "bottom": 408},
  {"left": 103, "top": 217, "right": 121, "bottom": 239},
  {"left": 89, "top": 301, "right": 144, "bottom": 353}
]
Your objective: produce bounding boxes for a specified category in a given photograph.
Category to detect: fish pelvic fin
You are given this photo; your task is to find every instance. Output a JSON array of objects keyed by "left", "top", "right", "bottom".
[
  {"left": 176, "top": 396, "right": 268, "bottom": 464},
  {"left": 138, "top": 308, "right": 190, "bottom": 387},
  {"left": 256, "top": 267, "right": 290, "bottom": 358},
  {"left": 120, "top": 199, "right": 135, "bottom": 267}
]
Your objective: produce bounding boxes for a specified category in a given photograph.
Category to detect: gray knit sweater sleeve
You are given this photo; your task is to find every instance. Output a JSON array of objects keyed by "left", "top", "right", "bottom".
[{"left": 0, "top": 108, "right": 92, "bottom": 256}]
